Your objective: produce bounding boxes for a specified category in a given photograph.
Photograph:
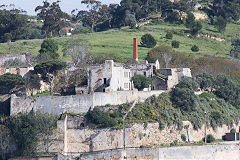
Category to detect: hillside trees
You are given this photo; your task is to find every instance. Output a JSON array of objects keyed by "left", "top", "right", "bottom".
[
  {"left": 38, "top": 39, "right": 59, "bottom": 61},
  {"left": 185, "top": 12, "right": 195, "bottom": 28},
  {"left": 75, "top": 0, "right": 102, "bottom": 32},
  {"left": 141, "top": 34, "right": 157, "bottom": 48},
  {"left": 214, "top": 74, "right": 240, "bottom": 107},
  {"left": 0, "top": 125, "right": 11, "bottom": 160},
  {"left": 4, "top": 112, "right": 57, "bottom": 156},
  {"left": 230, "top": 37, "right": 240, "bottom": 58},
  {"left": 0, "top": 5, "right": 28, "bottom": 42},
  {"left": 63, "top": 39, "right": 92, "bottom": 66},
  {"left": 35, "top": 1, "right": 70, "bottom": 37},
  {"left": 0, "top": 73, "right": 26, "bottom": 95},
  {"left": 214, "top": 16, "right": 227, "bottom": 33},
  {"left": 203, "top": 0, "right": 240, "bottom": 23},
  {"left": 34, "top": 60, "right": 66, "bottom": 95}
]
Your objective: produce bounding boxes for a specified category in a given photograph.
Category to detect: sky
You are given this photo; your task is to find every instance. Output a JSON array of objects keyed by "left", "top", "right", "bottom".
[{"left": 1, "top": 0, "right": 121, "bottom": 15}]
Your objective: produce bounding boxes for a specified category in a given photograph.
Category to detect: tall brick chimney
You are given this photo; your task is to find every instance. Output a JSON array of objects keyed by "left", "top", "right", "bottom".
[{"left": 133, "top": 38, "right": 138, "bottom": 61}]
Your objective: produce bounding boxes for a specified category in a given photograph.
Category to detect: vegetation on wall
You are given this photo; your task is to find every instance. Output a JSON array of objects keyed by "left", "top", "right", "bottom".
[
  {"left": 3, "top": 112, "right": 57, "bottom": 156},
  {"left": 85, "top": 73, "right": 240, "bottom": 131}
]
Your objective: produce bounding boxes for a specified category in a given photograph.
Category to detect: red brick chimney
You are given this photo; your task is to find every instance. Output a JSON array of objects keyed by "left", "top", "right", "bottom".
[{"left": 133, "top": 38, "right": 138, "bottom": 61}]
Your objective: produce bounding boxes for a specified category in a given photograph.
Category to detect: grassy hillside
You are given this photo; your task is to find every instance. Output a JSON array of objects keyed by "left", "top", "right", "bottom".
[{"left": 0, "top": 21, "right": 239, "bottom": 62}]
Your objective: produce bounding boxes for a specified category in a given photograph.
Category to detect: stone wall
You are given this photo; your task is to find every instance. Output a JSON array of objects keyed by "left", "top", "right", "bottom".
[
  {"left": 59, "top": 121, "right": 237, "bottom": 155},
  {"left": 79, "top": 144, "right": 240, "bottom": 160},
  {"left": 0, "top": 53, "right": 29, "bottom": 67},
  {"left": 10, "top": 90, "right": 164, "bottom": 115}
]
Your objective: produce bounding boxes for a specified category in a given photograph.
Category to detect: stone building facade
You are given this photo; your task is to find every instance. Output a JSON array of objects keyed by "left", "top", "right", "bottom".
[
  {"left": 88, "top": 59, "right": 191, "bottom": 93},
  {"left": 87, "top": 60, "right": 160, "bottom": 93},
  {"left": 153, "top": 68, "right": 192, "bottom": 90}
]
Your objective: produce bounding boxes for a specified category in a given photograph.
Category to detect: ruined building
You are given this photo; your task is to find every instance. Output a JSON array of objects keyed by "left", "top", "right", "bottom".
[
  {"left": 0, "top": 53, "right": 34, "bottom": 78},
  {"left": 87, "top": 38, "right": 191, "bottom": 93}
]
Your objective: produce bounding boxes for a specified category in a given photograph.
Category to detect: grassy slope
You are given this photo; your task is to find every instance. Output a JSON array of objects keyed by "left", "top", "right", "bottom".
[{"left": 0, "top": 22, "right": 239, "bottom": 61}]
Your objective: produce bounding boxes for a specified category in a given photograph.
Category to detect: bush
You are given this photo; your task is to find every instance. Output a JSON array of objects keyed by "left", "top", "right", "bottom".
[
  {"left": 190, "top": 21, "right": 202, "bottom": 36},
  {"left": 230, "top": 128, "right": 236, "bottom": 133},
  {"left": 132, "top": 75, "right": 153, "bottom": 90},
  {"left": 39, "top": 39, "right": 59, "bottom": 60},
  {"left": 170, "top": 140, "right": 178, "bottom": 146},
  {"left": 203, "top": 134, "right": 215, "bottom": 143},
  {"left": 171, "top": 40, "right": 180, "bottom": 48},
  {"left": 140, "top": 34, "right": 157, "bottom": 48},
  {"left": 4, "top": 112, "right": 57, "bottom": 156},
  {"left": 85, "top": 108, "right": 117, "bottom": 128},
  {"left": 181, "top": 134, "right": 187, "bottom": 142},
  {"left": 165, "top": 31, "right": 173, "bottom": 39},
  {"left": 191, "top": 45, "right": 199, "bottom": 52}
]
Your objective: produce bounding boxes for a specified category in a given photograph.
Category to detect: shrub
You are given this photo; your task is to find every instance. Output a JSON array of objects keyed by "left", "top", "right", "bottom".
[
  {"left": 214, "top": 16, "right": 227, "bottom": 33},
  {"left": 140, "top": 34, "right": 157, "bottom": 48},
  {"left": 171, "top": 40, "right": 180, "bottom": 48},
  {"left": 132, "top": 75, "right": 153, "bottom": 90},
  {"left": 203, "top": 134, "right": 215, "bottom": 143},
  {"left": 175, "top": 77, "right": 199, "bottom": 91},
  {"left": 165, "top": 31, "right": 173, "bottom": 39},
  {"left": 181, "top": 134, "right": 187, "bottom": 142},
  {"left": 191, "top": 45, "right": 199, "bottom": 52},
  {"left": 4, "top": 112, "right": 57, "bottom": 156},
  {"left": 170, "top": 87, "right": 198, "bottom": 112},
  {"left": 170, "top": 140, "right": 178, "bottom": 146},
  {"left": 185, "top": 12, "right": 195, "bottom": 28},
  {"left": 85, "top": 108, "right": 117, "bottom": 128},
  {"left": 230, "top": 128, "right": 236, "bottom": 133},
  {"left": 39, "top": 39, "right": 59, "bottom": 60},
  {"left": 190, "top": 21, "right": 202, "bottom": 36}
]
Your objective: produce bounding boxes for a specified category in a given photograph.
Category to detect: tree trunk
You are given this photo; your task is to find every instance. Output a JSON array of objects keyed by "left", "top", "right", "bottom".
[{"left": 91, "top": 23, "right": 94, "bottom": 32}]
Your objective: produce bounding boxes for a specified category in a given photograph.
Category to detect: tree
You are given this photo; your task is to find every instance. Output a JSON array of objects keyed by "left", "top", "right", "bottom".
[
  {"left": 124, "top": 10, "right": 137, "bottom": 28},
  {"left": 141, "top": 34, "right": 157, "bottom": 48},
  {"left": 185, "top": 12, "right": 195, "bottom": 28},
  {"left": 0, "top": 125, "right": 11, "bottom": 160},
  {"left": 203, "top": 0, "right": 240, "bottom": 23},
  {"left": 163, "top": 53, "right": 172, "bottom": 68},
  {"left": 214, "top": 74, "right": 240, "bottom": 107},
  {"left": 214, "top": 16, "right": 227, "bottom": 33},
  {"left": 170, "top": 87, "right": 198, "bottom": 112},
  {"left": 191, "top": 45, "right": 199, "bottom": 52},
  {"left": 190, "top": 21, "right": 202, "bottom": 36},
  {"left": 165, "top": 30, "right": 173, "bottom": 39},
  {"left": 76, "top": 0, "right": 102, "bottom": 32},
  {"left": 35, "top": 1, "right": 69, "bottom": 37},
  {"left": 34, "top": 60, "right": 66, "bottom": 95},
  {"left": 36, "top": 113, "right": 58, "bottom": 153},
  {"left": 39, "top": 39, "right": 59, "bottom": 61},
  {"left": 0, "top": 6, "right": 28, "bottom": 42},
  {"left": 0, "top": 73, "right": 26, "bottom": 95},
  {"left": 27, "top": 71, "right": 41, "bottom": 96},
  {"left": 176, "top": 77, "right": 199, "bottom": 91},
  {"left": 132, "top": 75, "right": 153, "bottom": 90},
  {"left": 4, "top": 112, "right": 57, "bottom": 156},
  {"left": 196, "top": 72, "right": 215, "bottom": 90},
  {"left": 172, "top": 40, "right": 180, "bottom": 48},
  {"left": 63, "top": 39, "right": 92, "bottom": 66},
  {"left": 230, "top": 37, "right": 240, "bottom": 58},
  {"left": 85, "top": 108, "right": 117, "bottom": 128}
]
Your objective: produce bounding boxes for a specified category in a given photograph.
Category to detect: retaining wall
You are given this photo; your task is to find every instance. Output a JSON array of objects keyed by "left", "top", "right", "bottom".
[
  {"left": 79, "top": 144, "right": 240, "bottom": 160},
  {"left": 10, "top": 90, "right": 164, "bottom": 115}
]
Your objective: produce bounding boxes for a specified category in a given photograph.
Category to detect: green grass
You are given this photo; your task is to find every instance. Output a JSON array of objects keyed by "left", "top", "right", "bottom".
[{"left": 0, "top": 21, "right": 239, "bottom": 62}]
